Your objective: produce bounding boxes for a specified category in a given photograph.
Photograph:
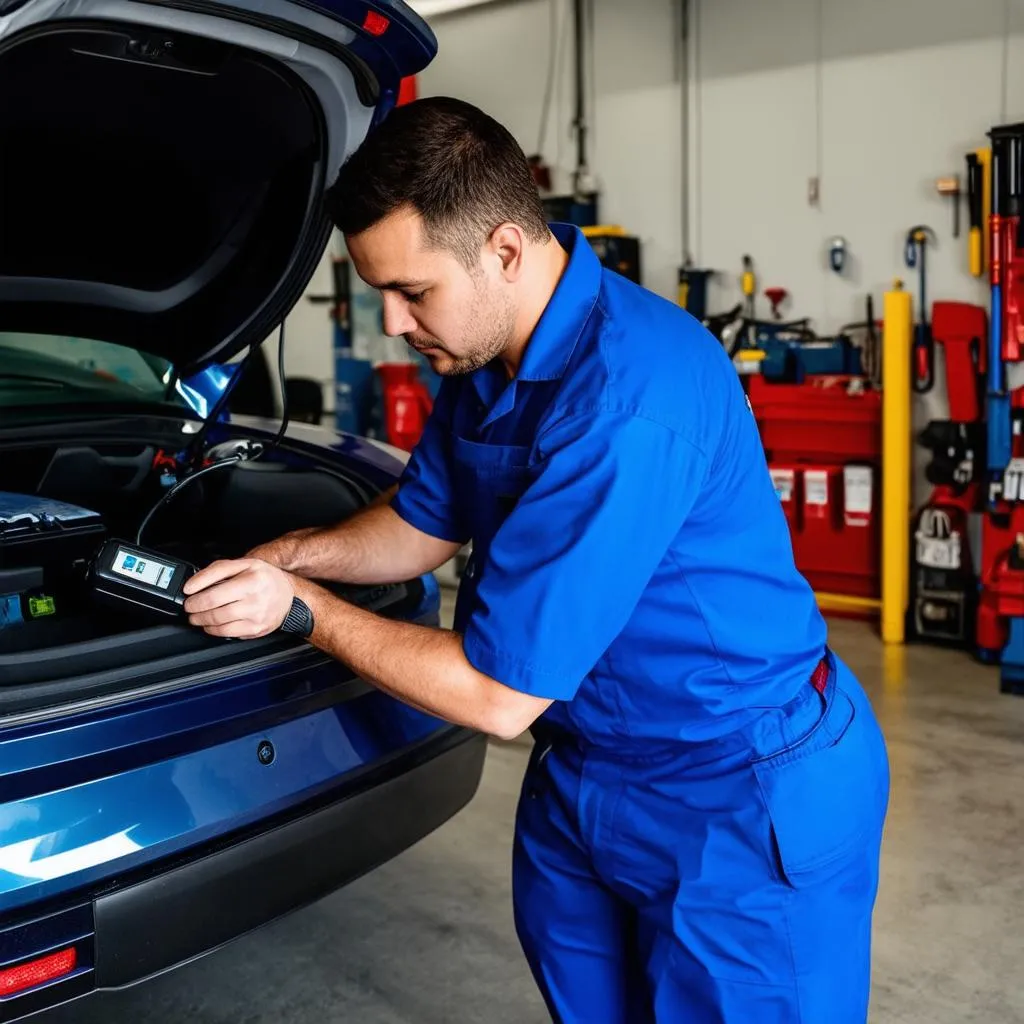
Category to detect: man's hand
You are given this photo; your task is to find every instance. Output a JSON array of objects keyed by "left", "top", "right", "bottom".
[{"left": 182, "top": 558, "right": 295, "bottom": 639}]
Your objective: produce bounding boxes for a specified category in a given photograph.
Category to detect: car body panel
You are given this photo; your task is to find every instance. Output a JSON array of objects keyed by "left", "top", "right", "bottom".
[{"left": 0, "top": 673, "right": 450, "bottom": 916}]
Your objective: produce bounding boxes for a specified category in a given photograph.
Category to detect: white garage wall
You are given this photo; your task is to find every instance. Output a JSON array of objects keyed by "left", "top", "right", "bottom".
[
  {"left": 418, "top": 0, "right": 1024, "bottom": 334},
  {"left": 691, "top": 0, "right": 1024, "bottom": 333},
  {"left": 419, "top": 0, "right": 685, "bottom": 302}
]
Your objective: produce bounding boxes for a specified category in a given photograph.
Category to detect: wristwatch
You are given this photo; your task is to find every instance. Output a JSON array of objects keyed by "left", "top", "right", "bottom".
[{"left": 279, "top": 596, "right": 314, "bottom": 638}]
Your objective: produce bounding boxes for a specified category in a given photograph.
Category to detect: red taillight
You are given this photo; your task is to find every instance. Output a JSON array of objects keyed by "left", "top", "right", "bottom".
[
  {"left": 0, "top": 948, "right": 78, "bottom": 997},
  {"left": 363, "top": 9, "right": 390, "bottom": 35}
]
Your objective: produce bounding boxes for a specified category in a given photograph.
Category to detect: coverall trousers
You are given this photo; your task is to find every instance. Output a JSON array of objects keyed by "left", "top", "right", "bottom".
[{"left": 512, "top": 653, "right": 890, "bottom": 1023}]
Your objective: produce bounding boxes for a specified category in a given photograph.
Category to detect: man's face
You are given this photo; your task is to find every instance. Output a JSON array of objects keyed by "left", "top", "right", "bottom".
[{"left": 345, "top": 206, "right": 516, "bottom": 377}]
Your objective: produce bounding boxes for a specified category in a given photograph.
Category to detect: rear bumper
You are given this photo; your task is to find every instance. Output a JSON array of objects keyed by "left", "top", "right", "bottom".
[
  {"left": 96, "top": 728, "right": 487, "bottom": 987},
  {"left": 2, "top": 728, "right": 486, "bottom": 1021}
]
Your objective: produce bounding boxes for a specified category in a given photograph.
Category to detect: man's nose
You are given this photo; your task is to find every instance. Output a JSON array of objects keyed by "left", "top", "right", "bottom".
[{"left": 381, "top": 294, "right": 417, "bottom": 338}]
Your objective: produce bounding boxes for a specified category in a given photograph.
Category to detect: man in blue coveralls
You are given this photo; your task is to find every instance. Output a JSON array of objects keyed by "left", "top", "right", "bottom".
[{"left": 183, "top": 97, "right": 890, "bottom": 1022}]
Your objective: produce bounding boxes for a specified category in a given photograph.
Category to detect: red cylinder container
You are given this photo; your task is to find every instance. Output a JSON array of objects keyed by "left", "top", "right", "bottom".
[{"left": 376, "top": 362, "right": 434, "bottom": 452}]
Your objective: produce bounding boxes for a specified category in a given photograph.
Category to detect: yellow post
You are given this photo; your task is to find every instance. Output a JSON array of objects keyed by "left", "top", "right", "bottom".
[{"left": 882, "top": 280, "right": 913, "bottom": 644}]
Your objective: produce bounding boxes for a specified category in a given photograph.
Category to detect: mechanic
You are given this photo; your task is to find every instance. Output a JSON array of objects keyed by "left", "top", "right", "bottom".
[{"left": 183, "top": 96, "right": 890, "bottom": 1023}]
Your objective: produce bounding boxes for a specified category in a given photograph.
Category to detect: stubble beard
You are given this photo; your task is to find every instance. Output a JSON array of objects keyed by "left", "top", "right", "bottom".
[{"left": 409, "top": 285, "right": 517, "bottom": 378}]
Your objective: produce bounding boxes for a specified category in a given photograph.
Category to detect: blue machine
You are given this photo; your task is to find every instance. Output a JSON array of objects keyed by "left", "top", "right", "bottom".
[
  {"left": 746, "top": 324, "right": 864, "bottom": 383},
  {"left": 759, "top": 336, "right": 863, "bottom": 382}
]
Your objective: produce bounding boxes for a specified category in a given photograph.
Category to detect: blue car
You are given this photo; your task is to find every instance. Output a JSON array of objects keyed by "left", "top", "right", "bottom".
[{"left": 0, "top": 3, "right": 487, "bottom": 1020}]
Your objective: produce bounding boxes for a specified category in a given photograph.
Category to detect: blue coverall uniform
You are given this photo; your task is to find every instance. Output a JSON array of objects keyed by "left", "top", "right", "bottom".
[{"left": 391, "top": 224, "right": 891, "bottom": 1023}]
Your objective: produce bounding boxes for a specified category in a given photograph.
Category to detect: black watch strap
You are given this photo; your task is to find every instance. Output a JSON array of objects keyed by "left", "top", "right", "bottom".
[{"left": 280, "top": 596, "right": 314, "bottom": 638}]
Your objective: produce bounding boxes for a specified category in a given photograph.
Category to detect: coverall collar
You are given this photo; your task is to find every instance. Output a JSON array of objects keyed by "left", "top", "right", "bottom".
[
  {"left": 471, "top": 223, "right": 601, "bottom": 426},
  {"left": 515, "top": 222, "right": 602, "bottom": 382}
]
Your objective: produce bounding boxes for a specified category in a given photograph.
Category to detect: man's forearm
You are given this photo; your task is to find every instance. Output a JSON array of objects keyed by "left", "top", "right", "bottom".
[
  {"left": 251, "top": 492, "right": 461, "bottom": 586},
  {"left": 291, "top": 577, "right": 552, "bottom": 740}
]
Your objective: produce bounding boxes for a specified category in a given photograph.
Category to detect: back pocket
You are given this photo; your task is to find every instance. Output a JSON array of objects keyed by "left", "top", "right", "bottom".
[{"left": 753, "top": 689, "right": 888, "bottom": 887}]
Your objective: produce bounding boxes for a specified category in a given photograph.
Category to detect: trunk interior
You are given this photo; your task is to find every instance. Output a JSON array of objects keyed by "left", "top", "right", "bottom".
[{"left": 0, "top": 433, "right": 420, "bottom": 700}]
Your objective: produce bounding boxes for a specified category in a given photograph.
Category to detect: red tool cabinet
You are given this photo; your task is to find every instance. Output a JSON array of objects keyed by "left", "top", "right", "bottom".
[{"left": 748, "top": 375, "right": 882, "bottom": 603}]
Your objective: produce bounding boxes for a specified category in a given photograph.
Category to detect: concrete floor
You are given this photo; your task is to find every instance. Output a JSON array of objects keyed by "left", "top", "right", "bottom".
[{"left": 41, "top": 600, "right": 1024, "bottom": 1023}]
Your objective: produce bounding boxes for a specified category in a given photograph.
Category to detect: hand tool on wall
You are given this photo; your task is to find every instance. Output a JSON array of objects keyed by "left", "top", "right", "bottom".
[
  {"left": 967, "top": 152, "right": 985, "bottom": 276},
  {"left": 829, "top": 236, "right": 848, "bottom": 274},
  {"left": 935, "top": 175, "right": 962, "bottom": 239},
  {"left": 931, "top": 301, "right": 988, "bottom": 423},
  {"left": 764, "top": 287, "right": 788, "bottom": 320},
  {"left": 904, "top": 225, "right": 937, "bottom": 394},
  {"left": 740, "top": 254, "right": 757, "bottom": 349},
  {"left": 741, "top": 255, "right": 756, "bottom": 319}
]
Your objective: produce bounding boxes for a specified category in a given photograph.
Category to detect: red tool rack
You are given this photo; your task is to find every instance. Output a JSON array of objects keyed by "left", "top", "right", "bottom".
[{"left": 747, "top": 374, "right": 882, "bottom": 605}]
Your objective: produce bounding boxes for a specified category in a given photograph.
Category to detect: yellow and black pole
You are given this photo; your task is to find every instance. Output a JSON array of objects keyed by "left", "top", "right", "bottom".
[
  {"left": 980, "top": 146, "right": 992, "bottom": 274},
  {"left": 882, "top": 279, "right": 914, "bottom": 644},
  {"left": 967, "top": 147, "right": 992, "bottom": 277}
]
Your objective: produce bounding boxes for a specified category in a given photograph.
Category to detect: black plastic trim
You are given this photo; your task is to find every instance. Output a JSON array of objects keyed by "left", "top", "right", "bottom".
[
  {"left": 0, "top": 905, "right": 93, "bottom": 969},
  {"left": 136, "top": 0, "right": 380, "bottom": 106},
  {"left": 93, "top": 728, "right": 487, "bottom": 988},
  {"left": 0, "top": 578, "right": 422, "bottom": 723}
]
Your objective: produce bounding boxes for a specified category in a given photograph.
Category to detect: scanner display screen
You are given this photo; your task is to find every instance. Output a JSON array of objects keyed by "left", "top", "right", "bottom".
[{"left": 110, "top": 547, "right": 176, "bottom": 591}]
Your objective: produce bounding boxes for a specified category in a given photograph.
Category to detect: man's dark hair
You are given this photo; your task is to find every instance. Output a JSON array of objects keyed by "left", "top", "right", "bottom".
[{"left": 325, "top": 96, "right": 550, "bottom": 267}]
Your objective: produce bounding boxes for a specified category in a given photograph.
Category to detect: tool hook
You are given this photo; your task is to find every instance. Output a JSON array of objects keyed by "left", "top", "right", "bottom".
[{"left": 904, "top": 225, "right": 937, "bottom": 268}]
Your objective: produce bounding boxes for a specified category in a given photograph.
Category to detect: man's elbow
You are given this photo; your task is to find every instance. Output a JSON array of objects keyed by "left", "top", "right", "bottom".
[
  {"left": 483, "top": 709, "right": 531, "bottom": 743},
  {"left": 477, "top": 685, "right": 552, "bottom": 742}
]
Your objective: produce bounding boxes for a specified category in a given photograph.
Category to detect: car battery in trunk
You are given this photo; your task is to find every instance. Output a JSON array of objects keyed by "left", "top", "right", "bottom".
[
  {"left": 0, "top": 492, "right": 106, "bottom": 571},
  {"left": 0, "top": 493, "right": 106, "bottom": 635}
]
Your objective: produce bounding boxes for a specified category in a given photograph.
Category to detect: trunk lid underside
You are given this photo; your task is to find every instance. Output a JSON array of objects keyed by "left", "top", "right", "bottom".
[{"left": 0, "top": 0, "right": 434, "bottom": 373}]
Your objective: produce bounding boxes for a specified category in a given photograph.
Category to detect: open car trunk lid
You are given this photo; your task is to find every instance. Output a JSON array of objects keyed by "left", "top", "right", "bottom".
[{"left": 0, "top": 0, "right": 435, "bottom": 374}]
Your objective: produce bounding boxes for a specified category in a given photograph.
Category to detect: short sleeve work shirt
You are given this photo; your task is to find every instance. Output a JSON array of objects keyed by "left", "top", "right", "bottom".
[{"left": 391, "top": 225, "right": 827, "bottom": 750}]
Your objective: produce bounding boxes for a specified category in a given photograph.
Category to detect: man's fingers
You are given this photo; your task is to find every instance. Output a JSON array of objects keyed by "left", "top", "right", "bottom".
[
  {"left": 182, "top": 558, "right": 292, "bottom": 639},
  {"left": 188, "top": 601, "right": 251, "bottom": 628},
  {"left": 203, "top": 620, "right": 270, "bottom": 640},
  {"left": 182, "top": 559, "right": 253, "bottom": 596},
  {"left": 183, "top": 575, "right": 253, "bottom": 615}
]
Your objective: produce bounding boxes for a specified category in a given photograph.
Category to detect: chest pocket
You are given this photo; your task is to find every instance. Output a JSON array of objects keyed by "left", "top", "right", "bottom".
[{"left": 451, "top": 435, "right": 535, "bottom": 633}]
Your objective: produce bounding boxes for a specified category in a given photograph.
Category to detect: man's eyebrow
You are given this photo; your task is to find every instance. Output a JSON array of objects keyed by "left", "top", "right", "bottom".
[{"left": 371, "top": 279, "right": 428, "bottom": 291}]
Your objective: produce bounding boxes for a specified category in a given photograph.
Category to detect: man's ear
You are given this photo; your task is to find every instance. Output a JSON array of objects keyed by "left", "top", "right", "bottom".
[{"left": 488, "top": 222, "right": 526, "bottom": 282}]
